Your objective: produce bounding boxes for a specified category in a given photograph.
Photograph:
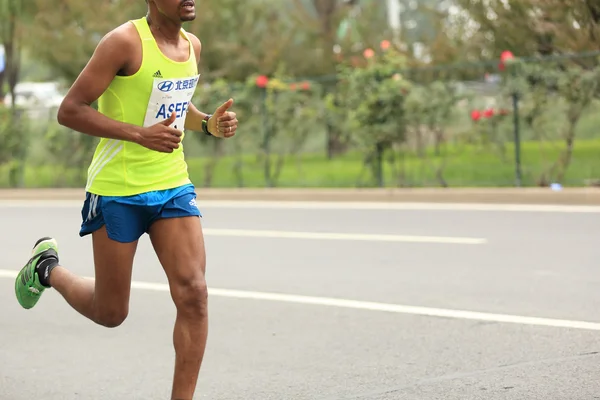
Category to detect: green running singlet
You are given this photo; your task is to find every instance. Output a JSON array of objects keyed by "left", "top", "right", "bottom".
[{"left": 85, "top": 17, "right": 199, "bottom": 197}]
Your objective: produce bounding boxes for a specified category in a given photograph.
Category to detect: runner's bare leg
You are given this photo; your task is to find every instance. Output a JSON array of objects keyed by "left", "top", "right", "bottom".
[
  {"left": 49, "top": 226, "right": 137, "bottom": 327},
  {"left": 149, "top": 216, "right": 208, "bottom": 399}
]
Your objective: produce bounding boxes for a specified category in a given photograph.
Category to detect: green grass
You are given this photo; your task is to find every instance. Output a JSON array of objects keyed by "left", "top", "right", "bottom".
[
  {"left": 2, "top": 138, "right": 600, "bottom": 188},
  {"left": 183, "top": 138, "right": 600, "bottom": 188}
]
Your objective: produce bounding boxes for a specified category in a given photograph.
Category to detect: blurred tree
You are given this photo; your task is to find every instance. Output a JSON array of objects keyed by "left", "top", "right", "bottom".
[
  {"left": 290, "top": 0, "right": 392, "bottom": 159},
  {"left": 292, "top": 0, "right": 350, "bottom": 160},
  {"left": 260, "top": 72, "right": 326, "bottom": 187},
  {"left": 29, "top": 0, "right": 144, "bottom": 84},
  {"left": 452, "top": 0, "right": 600, "bottom": 59},
  {"left": 501, "top": 57, "right": 600, "bottom": 185},
  {"left": 185, "top": 0, "right": 391, "bottom": 81},
  {"left": 0, "top": 107, "right": 30, "bottom": 186},
  {"left": 335, "top": 49, "right": 412, "bottom": 187},
  {"left": 403, "top": 0, "right": 466, "bottom": 66},
  {"left": 0, "top": 0, "right": 35, "bottom": 106},
  {"left": 0, "top": 0, "right": 37, "bottom": 187},
  {"left": 191, "top": 79, "right": 250, "bottom": 188},
  {"left": 26, "top": 0, "right": 144, "bottom": 186},
  {"left": 189, "top": 0, "right": 293, "bottom": 80},
  {"left": 44, "top": 122, "right": 99, "bottom": 186}
]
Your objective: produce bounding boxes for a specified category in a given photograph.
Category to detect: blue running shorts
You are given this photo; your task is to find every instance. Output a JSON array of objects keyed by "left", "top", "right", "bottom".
[{"left": 79, "top": 183, "right": 202, "bottom": 243}]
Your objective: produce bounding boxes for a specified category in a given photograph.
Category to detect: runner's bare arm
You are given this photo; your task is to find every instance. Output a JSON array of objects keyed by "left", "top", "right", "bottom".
[
  {"left": 57, "top": 25, "right": 182, "bottom": 153},
  {"left": 57, "top": 27, "right": 143, "bottom": 142}
]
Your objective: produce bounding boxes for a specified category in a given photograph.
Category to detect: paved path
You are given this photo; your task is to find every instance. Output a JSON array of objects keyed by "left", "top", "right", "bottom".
[{"left": 1, "top": 200, "right": 599, "bottom": 399}]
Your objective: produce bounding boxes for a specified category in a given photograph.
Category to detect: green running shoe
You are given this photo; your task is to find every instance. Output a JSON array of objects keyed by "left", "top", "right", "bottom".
[{"left": 15, "top": 237, "right": 59, "bottom": 310}]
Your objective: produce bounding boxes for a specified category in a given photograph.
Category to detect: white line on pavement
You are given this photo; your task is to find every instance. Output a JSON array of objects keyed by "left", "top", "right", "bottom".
[
  {"left": 199, "top": 201, "right": 600, "bottom": 213},
  {"left": 202, "top": 228, "right": 486, "bottom": 244},
  {"left": 1, "top": 269, "right": 599, "bottom": 331}
]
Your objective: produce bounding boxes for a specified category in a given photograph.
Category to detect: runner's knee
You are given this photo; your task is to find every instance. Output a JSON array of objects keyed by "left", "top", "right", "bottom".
[
  {"left": 171, "top": 275, "right": 208, "bottom": 317},
  {"left": 94, "top": 304, "right": 129, "bottom": 328}
]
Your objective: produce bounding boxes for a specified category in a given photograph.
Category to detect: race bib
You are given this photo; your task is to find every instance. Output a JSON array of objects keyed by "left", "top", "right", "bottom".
[{"left": 143, "top": 74, "right": 201, "bottom": 130}]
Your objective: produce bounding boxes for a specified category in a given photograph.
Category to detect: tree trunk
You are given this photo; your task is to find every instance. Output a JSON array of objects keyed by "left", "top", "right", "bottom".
[
  {"left": 555, "top": 120, "right": 577, "bottom": 183},
  {"left": 434, "top": 130, "right": 442, "bottom": 157},
  {"left": 374, "top": 142, "right": 385, "bottom": 187},
  {"left": 326, "top": 124, "right": 348, "bottom": 159},
  {"left": 5, "top": 8, "right": 22, "bottom": 114},
  {"left": 313, "top": 0, "right": 337, "bottom": 72},
  {"left": 312, "top": 0, "right": 349, "bottom": 158}
]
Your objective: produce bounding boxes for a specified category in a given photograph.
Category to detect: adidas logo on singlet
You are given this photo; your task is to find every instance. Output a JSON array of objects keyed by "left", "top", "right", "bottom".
[{"left": 153, "top": 70, "right": 163, "bottom": 78}]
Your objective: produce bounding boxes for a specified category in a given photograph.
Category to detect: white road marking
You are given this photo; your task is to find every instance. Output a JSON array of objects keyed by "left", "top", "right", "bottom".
[
  {"left": 2, "top": 270, "right": 16, "bottom": 278},
  {"left": 202, "top": 228, "right": 486, "bottom": 245},
  {"left": 201, "top": 201, "right": 600, "bottom": 213},
  {"left": 1, "top": 200, "right": 600, "bottom": 213},
  {"left": 2, "top": 268, "right": 600, "bottom": 331}
]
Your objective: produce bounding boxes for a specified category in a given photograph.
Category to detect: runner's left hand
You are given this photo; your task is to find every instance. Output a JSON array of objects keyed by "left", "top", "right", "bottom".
[{"left": 208, "top": 99, "right": 238, "bottom": 138}]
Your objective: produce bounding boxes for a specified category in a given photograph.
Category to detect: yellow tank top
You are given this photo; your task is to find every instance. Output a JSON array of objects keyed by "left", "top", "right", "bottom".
[{"left": 85, "top": 17, "right": 199, "bottom": 197}]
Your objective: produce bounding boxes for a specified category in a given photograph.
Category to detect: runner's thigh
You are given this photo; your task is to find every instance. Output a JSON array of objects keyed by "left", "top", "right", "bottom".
[
  {"left": 148, "top": 216, "right": 206, "bottom": 292},
  {"left": 91, "top": 226, "right": 138, "bottom": 310}
]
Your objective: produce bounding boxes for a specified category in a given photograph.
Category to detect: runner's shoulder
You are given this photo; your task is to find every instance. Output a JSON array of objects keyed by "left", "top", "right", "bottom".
[
  {"left": 95, "top": 22, "right": 139, "bottom": 56},
  {"left": 185, "top": 32, "right": 202, "bottom": 63}
]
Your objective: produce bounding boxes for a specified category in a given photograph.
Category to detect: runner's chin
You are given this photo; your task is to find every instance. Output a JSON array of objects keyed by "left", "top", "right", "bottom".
[{"left": 180, "top": 8, "right": 196, "bottom": 21}]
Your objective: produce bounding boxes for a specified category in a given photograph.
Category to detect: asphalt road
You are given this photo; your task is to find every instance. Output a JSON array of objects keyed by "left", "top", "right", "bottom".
[{"left": 1, "top": 200, "right": 599, "bottom": 399}]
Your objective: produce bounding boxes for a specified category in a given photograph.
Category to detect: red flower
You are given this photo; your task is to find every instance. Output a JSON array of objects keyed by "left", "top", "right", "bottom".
[
  {"left": 256, "top": 75, "right": 269, "bottom": 88},
  {"left": 471, "top": 110, "right": 482, "bottom": 121},
  {"left": 301, "top": 81, "right": 310, "bottom": 91},
  {"left": 499, "top": 50, "right": 514, "bottom": 71},
  {"left": 500, "top": 50, "right": 514, "bottom": 62},
  {"left": 483, "top": 108, "right": 495, "bottom": 118},
  {"left": 363, "top": 48, "right": 375, "bottom": 59}
]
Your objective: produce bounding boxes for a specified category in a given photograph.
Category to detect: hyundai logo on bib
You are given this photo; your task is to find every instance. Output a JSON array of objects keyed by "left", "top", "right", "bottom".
[
  {"left": 156, "top": 78, "right": 199, "bottom": 93},
  {"left": 158, "top": 81, "right": 174, "bottom": 92}
]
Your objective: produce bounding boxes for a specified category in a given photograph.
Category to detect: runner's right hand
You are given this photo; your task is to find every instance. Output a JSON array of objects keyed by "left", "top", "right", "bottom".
[{"left": 138, "top": 112, "right": 183, "bottom": 153}]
